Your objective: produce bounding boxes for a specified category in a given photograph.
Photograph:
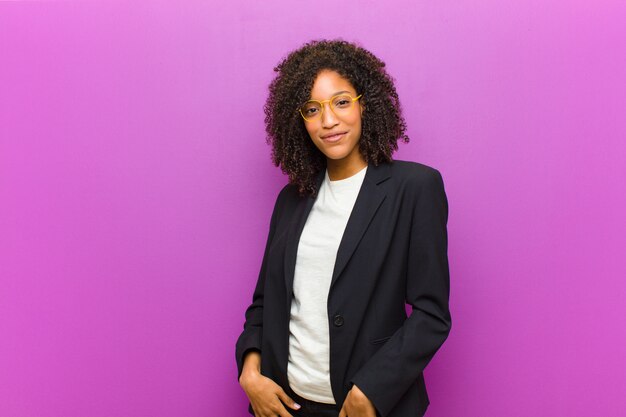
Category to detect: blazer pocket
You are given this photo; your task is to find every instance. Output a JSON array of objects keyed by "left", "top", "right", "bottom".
[{"left": 370, "top": 336, "right": 391, "bottom": 345}]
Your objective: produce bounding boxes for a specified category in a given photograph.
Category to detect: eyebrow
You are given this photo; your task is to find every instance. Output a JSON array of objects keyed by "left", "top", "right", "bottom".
[{"left": 310, "top": 90, "right": 352, "bottom": 100}]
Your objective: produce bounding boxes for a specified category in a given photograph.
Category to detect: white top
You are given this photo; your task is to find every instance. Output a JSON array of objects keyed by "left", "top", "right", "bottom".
[{"left": 287, "top": 164, "right": 368, "bottom": 404}]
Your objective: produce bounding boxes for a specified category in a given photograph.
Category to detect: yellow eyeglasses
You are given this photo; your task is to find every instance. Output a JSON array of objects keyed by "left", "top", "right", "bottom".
[{"left": 299, "top": 93, "right": 363, "bottom": 122}]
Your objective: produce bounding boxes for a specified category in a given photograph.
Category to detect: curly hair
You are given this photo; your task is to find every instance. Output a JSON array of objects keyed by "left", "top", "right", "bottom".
[{"left": 264, "top": 38, "right": 410, "bottom": 198}]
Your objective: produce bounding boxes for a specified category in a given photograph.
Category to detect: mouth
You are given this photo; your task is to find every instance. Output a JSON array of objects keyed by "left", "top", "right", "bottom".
[{"left": 320, "top": 131, "right": 347, "bottom": 142}]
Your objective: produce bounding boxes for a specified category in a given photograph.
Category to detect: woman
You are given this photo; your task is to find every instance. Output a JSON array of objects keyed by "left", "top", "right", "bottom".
[{"left": 236, "top": 39, "right": 451, "bottom": 417}]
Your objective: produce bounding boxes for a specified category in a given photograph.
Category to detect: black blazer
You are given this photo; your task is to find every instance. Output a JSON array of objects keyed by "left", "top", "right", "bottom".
[{"left": 236, "top": 159, "right": 451, "bottom": 417}]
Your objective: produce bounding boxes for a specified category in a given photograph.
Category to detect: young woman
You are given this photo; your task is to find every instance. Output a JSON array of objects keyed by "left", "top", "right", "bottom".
[{"left": 236, "top": 39, "right": 451, "bottom": 417}]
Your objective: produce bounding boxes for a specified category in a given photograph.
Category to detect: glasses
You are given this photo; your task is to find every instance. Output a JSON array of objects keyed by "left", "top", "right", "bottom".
[{"left": 299, "top": 93, "right": 363, "bottom": 122}]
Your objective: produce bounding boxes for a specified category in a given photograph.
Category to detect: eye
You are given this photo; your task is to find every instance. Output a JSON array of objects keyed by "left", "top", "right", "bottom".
[{"left": 334, "top": 97, "right": 351, "bottom": 108}]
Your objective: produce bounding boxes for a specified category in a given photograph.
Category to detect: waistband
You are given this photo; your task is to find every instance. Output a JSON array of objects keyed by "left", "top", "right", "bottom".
[{"left": 287, "top": 387, "right": 340, "bottom": 413}]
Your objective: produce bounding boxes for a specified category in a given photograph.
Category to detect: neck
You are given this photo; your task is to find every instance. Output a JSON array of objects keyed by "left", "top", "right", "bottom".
[{"left": 326, "top": 154, "right": 368, "bottom": 181}]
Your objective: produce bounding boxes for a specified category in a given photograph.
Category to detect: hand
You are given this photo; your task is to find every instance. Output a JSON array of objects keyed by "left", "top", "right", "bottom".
[
  {"left": 239, "top": 370, "right": 301, "bottom": 417},
  {"left": 339, "top": 384, "right": 377, "bottom": 417}
]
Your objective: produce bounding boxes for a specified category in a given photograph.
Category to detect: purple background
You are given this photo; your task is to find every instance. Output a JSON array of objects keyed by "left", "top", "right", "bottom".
[{"left": 1, "top": 1, "right": 625, "bottom": 416}]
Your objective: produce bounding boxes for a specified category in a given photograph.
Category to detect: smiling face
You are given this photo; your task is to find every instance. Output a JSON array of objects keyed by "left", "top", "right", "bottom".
[{"left": 302, "top": 69, "right": 366, "bottom": 171}]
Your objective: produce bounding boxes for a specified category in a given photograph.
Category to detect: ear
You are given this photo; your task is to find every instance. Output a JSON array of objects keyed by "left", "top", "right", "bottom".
[{"left": 360, "top": 102, "right": 365, "bottom": 115}]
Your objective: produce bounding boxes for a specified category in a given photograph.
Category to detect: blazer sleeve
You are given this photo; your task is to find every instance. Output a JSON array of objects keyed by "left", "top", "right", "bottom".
[
  {"left": 234, "top": 185, "right": 285, "bottom": 381},
  {"left": 349, "top": 169, "right": 452, "bottom": 417}
]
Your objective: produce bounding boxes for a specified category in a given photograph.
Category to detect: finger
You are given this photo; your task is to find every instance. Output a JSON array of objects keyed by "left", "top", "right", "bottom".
[
  {"left": 276, "top": 389, "right": 301, "bottom": 411},
  {"left": 339, "top": 405, "right": 347, "bottom": 417},
  {"left": 276, "top": 403, "right": 294, "bottom": 417},
  {"left": 258, "top": 407, "right": 279, "bottom": 417}
]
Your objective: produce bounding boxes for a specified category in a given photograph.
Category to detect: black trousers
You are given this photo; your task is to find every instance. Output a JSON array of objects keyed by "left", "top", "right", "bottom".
[{"left": 287, "top": 388, "right": 340, "bottom": 417}]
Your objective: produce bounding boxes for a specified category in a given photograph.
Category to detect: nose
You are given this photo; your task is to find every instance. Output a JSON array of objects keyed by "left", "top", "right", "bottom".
[{"left": 321, "top": 102, "right": 339, "bottom": 128}]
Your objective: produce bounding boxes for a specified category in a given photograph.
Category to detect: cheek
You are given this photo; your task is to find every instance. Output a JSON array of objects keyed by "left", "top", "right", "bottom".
[
  {"left": 305, "top": 125, "right": 318, "bottom": 139},
  {"left": 350, "top": 116, "right": 363, "bottom": 133},
  {"left": 349, "top": 112, "right": 363, "bottom": 127}
]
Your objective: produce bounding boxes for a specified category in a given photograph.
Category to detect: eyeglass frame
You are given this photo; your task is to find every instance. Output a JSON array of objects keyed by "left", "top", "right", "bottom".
[{"left": 298, "top": 93, "right": 363, "bottom": 122}]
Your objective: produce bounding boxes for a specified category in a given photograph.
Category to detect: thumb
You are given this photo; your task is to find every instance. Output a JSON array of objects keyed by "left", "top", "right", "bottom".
[{"left": 277, "top": 388, "right": 301, "bottom": 410}]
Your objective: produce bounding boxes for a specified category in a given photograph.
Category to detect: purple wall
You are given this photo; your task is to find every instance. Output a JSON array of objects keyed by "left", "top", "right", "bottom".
[{"left": 1, "top": 1, "right": 625, "bottom": 416}]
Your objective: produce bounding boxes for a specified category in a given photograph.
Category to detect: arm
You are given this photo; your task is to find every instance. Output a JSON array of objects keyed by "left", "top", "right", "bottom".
[
  {"left": 349, "top": 169, "right": 452, "bottom": 417},
  {"left": 235, "top": 186, "right": 284, "bottom": 380},
  {"left": 235, "top": 186, "right": 302, "bottom": 417}
]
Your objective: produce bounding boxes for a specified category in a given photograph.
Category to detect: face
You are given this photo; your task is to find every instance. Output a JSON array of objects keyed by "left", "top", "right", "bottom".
[{"left": 302, "top": 69, "right": 365, "bottom": 167}]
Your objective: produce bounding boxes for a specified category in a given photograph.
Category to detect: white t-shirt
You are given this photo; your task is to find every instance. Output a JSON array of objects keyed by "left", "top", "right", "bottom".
[{"left": 287, "top": 164, "right": 368, "bottom": 404}]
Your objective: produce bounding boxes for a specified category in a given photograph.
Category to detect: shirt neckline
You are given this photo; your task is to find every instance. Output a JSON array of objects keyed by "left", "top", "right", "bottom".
[{"left": 325, "top": 165, "right": 368, "bottom": 186}]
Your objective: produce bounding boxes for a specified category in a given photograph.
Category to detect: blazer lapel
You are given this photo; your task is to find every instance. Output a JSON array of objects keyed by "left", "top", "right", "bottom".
[
  {"left": 331, "top": 162, "right": 390, "bottom": 290},
  {"left": 284, "top": 161, "right": 392, "bottom": 301}
]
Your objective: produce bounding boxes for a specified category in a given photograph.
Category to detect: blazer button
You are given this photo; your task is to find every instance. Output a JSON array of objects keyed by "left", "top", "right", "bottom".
[{"left": 333, "top": 315, "right": 344, "bottom": 327}]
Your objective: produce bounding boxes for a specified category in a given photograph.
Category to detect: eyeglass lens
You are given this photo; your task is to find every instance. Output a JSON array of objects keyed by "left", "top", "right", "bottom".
[{"left": 301, "top": 95, "right": 355, "bottom": 118}]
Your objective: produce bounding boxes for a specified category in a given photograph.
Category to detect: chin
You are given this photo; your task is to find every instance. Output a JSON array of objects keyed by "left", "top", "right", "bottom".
[{"left": 325, "top": 154, "right": 350, "bottom": 160}]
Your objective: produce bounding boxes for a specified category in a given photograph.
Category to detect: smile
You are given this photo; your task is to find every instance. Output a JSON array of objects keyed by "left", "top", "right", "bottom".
[{"left": 321, "top": 132, "right": 346, "bottom": 142}]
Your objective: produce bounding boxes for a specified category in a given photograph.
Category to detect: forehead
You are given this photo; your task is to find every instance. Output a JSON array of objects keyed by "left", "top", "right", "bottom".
[{"left": 309, "top": 70, "right": 356, "bottom": 100}]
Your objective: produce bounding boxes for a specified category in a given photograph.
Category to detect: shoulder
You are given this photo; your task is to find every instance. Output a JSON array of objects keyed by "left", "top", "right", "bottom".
[
  {"left": 388, "top": 159, "right": 444, "bottom": 187},
  {"left": 388, "top": 160, "right": 448, "bottom": 217},
  {"left": 270, "top": 182, "right": 301, "bottom": 214},
  {"left": 276, "top": 182, "right": 298, "bottom": 202}
]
